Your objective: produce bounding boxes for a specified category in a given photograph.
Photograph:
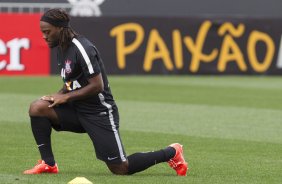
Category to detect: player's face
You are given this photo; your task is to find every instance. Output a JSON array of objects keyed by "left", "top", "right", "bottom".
[{"left": 40, "top": 21, "right": 62, "bottom": 48}]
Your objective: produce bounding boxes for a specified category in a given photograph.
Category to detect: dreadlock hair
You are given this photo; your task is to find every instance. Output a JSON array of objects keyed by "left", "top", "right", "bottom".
[{"left": 42, "top": 8, "right": 78, "bottom": 50}]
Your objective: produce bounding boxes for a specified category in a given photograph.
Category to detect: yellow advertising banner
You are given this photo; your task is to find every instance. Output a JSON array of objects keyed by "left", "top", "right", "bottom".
[{"left": 50, "top": 17, "right": 282, "bottom": 75}]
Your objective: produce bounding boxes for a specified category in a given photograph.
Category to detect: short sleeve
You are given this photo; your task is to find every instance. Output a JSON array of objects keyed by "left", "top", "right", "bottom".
[{"left": 72, "top": 38, "right": 101, "bottom": 78}]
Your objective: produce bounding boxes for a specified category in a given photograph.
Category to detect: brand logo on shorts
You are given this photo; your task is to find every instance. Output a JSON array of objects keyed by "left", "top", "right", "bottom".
[{"left": 107, "top": 156, "right": 118, "bottom": 161}]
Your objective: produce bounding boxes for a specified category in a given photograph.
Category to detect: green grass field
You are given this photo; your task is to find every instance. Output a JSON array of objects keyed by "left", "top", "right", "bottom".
[{"left": 0, "top": 76, "right": 281, "bottom": 184}]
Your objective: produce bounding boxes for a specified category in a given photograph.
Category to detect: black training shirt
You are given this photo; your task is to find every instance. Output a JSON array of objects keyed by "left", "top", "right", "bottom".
[{"left": 57, "top": 35, "right": 117, "bottom": 114}]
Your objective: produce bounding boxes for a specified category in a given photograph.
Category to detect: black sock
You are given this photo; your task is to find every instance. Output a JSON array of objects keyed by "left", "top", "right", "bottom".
[
  {"left": 127, "top": 146, "right": 176, "bottom": 175},
  {"left": 30, "top": 116, "right": 55, "bottom": 166}
]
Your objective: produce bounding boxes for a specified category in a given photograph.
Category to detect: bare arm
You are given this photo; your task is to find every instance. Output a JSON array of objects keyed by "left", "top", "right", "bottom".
[{"left": 42, "top": 73, "right": 104, "bottom": 108}]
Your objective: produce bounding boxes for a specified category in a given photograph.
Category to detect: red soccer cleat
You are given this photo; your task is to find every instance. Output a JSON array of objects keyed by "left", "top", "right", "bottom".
[
  {"left": 23, "top": 160, "right": 59, "bottom": 174},
  {"left": 167, "top": 143, "right": 188, "bottom": 176}
]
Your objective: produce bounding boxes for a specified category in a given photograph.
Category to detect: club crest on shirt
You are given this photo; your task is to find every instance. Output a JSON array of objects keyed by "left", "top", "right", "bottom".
[{"left": 65, "top": 60, "right": 72, "bottom": 74}]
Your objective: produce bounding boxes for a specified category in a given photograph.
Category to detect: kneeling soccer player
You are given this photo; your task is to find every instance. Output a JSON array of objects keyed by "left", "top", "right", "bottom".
[{"left": 24, "top": 8, "right": 188, "bottom": 176}]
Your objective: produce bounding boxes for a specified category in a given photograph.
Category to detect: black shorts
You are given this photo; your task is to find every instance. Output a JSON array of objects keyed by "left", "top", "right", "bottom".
[{"left": 53, "top": 102, "right": 127, "bottom": 164}]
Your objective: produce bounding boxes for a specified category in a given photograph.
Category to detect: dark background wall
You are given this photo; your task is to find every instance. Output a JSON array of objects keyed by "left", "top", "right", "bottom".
[
  {"left": 1, "top": 0, "right": 282, "bottom": 75},
  {"left": 0, "top": 0, "right": 282, "bottom": 18}
]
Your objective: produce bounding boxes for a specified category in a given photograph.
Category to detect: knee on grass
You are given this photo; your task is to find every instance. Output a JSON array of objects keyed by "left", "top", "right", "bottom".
[{"left": 106, "top": 162, "right": 129, "bottom": 175}]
